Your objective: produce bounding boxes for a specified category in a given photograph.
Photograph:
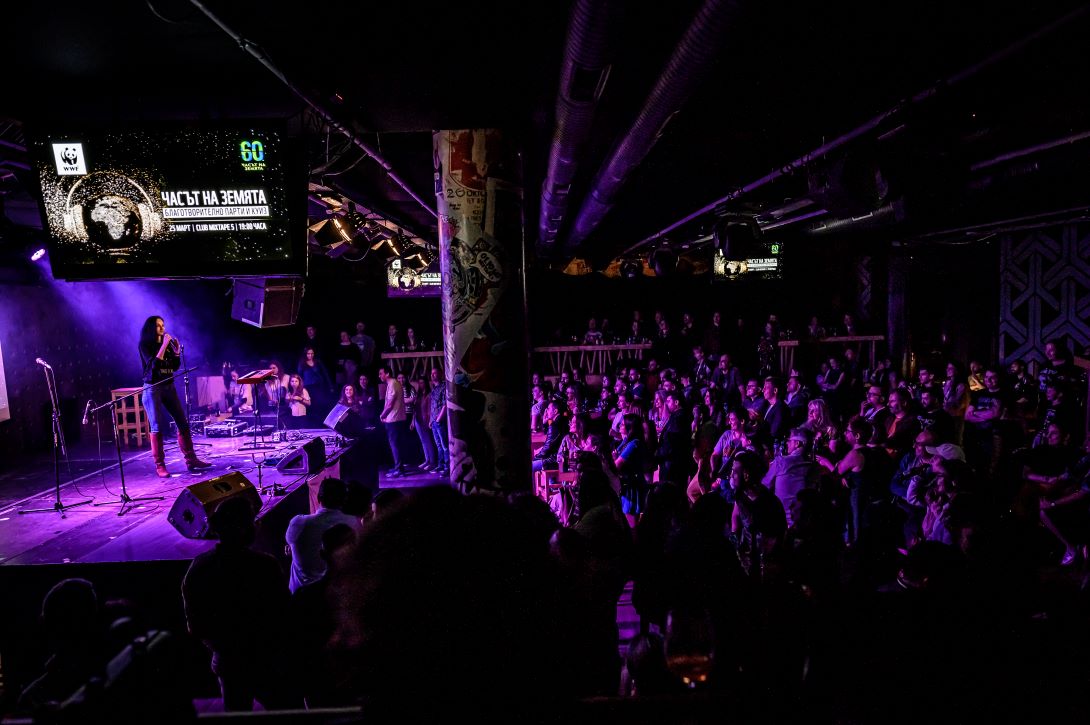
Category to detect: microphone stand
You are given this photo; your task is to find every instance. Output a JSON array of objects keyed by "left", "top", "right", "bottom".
[
  {"left": 88, "top": 368, "right": 195, "bottom": 517},
  {"left": 19, "top": 364, "right": 93, "bottom": 515},
  {"left": 177, "top": 342, "right": 211, "bottom": 449}
]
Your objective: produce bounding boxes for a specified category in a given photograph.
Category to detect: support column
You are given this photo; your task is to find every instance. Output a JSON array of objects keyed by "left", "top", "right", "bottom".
[{"left": 434, "top": 129, "right": 530, "bottom": 494}]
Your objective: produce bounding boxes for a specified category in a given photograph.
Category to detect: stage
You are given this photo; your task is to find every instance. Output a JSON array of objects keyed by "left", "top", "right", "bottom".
[{"left": 0, "top": 428, "right": 364, "bottom": 567}]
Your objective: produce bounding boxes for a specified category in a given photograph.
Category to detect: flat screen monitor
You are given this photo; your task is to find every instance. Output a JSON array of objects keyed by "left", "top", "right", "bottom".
[
  {"left": 386, "top": 257, "right": 441, "bottom": 298},
  {"left": 29, "top": 121, "right": 307, "bottom": 280},
  {"left": 712, "top": 241, "right": 784, "bottom": 282}
]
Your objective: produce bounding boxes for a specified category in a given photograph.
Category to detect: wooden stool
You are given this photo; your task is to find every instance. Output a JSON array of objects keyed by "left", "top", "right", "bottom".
[{"left": 111, "top": 387, "right": 150, "bottom": 447}]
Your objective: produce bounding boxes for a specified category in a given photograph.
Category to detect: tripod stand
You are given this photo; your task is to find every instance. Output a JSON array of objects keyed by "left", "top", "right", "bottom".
[
  {"left": 19, "top": 361, "right": 93, "bottom": 516},
  {"left": 251, "top": 452, "right": 285, "bottom": 496},
  {"left": 88, "top": 371, "right": 193, "bottom": 516},
  {"left": 237, "top": 370, "right": 277, "bottom": 452}
]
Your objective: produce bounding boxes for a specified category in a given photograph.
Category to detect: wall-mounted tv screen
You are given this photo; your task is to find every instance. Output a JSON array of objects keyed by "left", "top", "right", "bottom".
[
  {"left": 29, "top": 121, "right": 307, "bottom": 280},
  {"left": 386, "top": 257, "right": 441, "bottom": 298},
  {"left": 712, "top": 241, "right": 785, "bottom": 282}
]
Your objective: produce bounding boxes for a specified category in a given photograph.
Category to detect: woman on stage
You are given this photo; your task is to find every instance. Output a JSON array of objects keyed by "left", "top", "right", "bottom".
[{"left": 138, "top": 316, "right": 212, "bottom": 477}]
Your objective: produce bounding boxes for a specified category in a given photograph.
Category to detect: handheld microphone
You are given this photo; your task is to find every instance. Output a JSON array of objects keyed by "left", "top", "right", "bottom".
[
  {"left": 82, "top": 400, "right": 93, "bottom": 425},
  {"left": 35, "top": 357, "right": 52, "bottom": 369}
]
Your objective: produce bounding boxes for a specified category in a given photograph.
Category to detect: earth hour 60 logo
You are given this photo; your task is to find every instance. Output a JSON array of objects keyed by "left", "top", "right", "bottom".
[{"left": 240, "top": 140, "right": 266, "bottom": 171}]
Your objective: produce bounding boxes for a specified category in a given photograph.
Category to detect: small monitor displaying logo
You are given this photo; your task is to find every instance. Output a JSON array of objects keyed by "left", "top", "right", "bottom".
[
  {"left": 52, "top": 143, "right": 88, "bottom": 176},
  {"left": 240, "top": 140, "right": 266, "bottom": 171}
]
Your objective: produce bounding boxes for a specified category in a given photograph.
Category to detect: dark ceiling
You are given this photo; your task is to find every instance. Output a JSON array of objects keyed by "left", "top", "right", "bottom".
[{"left": 3, "top": 0, "right": 1090, "bottom": 271}]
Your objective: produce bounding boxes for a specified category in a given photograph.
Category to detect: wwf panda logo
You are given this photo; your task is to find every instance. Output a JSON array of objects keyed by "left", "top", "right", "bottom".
[{"left": 61, "top": 147, "right": 79, "bottom": 166}]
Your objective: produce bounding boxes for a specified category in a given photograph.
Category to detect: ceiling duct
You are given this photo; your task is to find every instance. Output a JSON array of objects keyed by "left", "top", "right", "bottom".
[
  {"left": 538, "top": 0, "right": 617, "bottom": 250},
  {"left": 564, "top": 0, "right": 740, "bottom": 251}
]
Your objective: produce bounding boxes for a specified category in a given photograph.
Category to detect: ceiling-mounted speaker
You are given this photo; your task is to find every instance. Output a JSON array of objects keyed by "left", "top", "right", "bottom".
[
  {"left": 649, "top": 248, "right": 677, "bottom": 277},
  {"left": 713, "top": 216, "right": 760, "bottom": 260}
]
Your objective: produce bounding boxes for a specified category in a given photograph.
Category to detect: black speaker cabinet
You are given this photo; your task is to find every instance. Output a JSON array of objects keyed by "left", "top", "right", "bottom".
[
  {"left": 167, "top": 471, "right": 261, "bottom": 539},
  {"left": 275, "top": 436, "right": 326, "bottom": 475},
  {"left": 230, "top": 277, "right": 304, "bottom": 328}
]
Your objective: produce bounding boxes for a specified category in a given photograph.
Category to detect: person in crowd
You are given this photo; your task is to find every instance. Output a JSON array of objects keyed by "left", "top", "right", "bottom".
[
  {"left": 17, "top": 578, "right": 104, "bottom": 712},
  {"left": 405, "top": 327, "right": 426, "bottom": 352},
  {"left": 819, "top": 354, "right": 847, "bottom": 415},
  {"left": 917, "top": 385, "right": 955, "bottom": 444},
  {"left": 686, "top": 446, "right": 716, "bottom": 504},
  {"left": 678, "top": 311, "right": 700, "bottom": 348},
  {"left": 285, "top": 374, "right": 311, "bottom": 426},
  {"left": 384, "top": 324, "right": 402, "bottom": 353},
  {"left": 711, "top": 352, "right": 744, "bottom": 408},
  {"left": 884, "top": 389, "right": 921, "bottom": 461},
  {"left": 290, "top": 523, "right": 358, "bottom": 708},
  {"left": 860, "top": 384, "right": 892, "bottom": 439},
  {"left": 802, "top": 398, "right": 840, "bottom": 460},
  {"left": 652, "top": 317, "right": 674, "bottom": 366},
  {"left": 1038, "top": 432, "right": 1090, "bottom": 566},
  {"left": 356, "top": 372, "right": 378, "bottom": 426},
  {"left": 284, "top": 478, "right": 362, "bottom": 593},
  {"left": 350, "top": 321, "right": 376, "bottom": 369},
  {"left": 841, "top": 312, "right": 859, "bottom": 336},
  {"left": 963, "top": 367, "right": 1007, "bottom": 475},
  {"left": 627, "top": 366, "right": 648, "bottom": 403},
  {"left": 710, "top": 408, "right": 752, "bottom": 482},
  {"left": 301, "top": 325, "right": 327, "bottom": 363},
  {"left": 530, "top": 383, "right": 549, "bottom": 433},
  {"left": 377, "top": 367, "right": 409, "bottom": 478},
  {"left": 656, "top": 392, "right": 692, "bottom": 485},
  {"left": 224, "top": 367, "right": 254, "bottom": 416},
  {"left": 742, "top": 378, "right": 770, "bottom": 432},
  {"left": 334, "top": 330, "right": 362, "bottom": 386},
  {"left": 761, "top": 377, "right": 791, "bottom": 446},
  {"left": 702, "top": 388, "right": 727, "bottom": 434},
  {"left": 411, "top": 376, "right": 439, "bottom": 472},
  {"left": 890, "top": 430, "right": 939, "bottom": 545},
  {"left": 817, "top": 416, "right": 889, "bottom": 546},
  {"left": 943, "top": 360, "right": 970, "bottom": 443},
  {"left": 703, "top": 310, "right": 724, "bottom": 358},
  {"left": 533, "top": 400, "right": 569, "bottom": 473},
  {"left": 182, "top": 496, "right": 298, "bottom": 711},
  {"left": 583, "top": 317, "right": 604, "bottom": 345},
  {"left": 691, "top": 345, "right": 713, "bottom": 388},
  {"left": 1007, "top": 358, "right": 1038, "bottom": 432},
  {"left": 137, "top": 315, "right": 210, "bottom": 477},
  {"left": 256, "top": 359, "right": 289, "bottom": 418},
  {"left": 763, "top": 427, "right": 822, "bottom": 525},
  {"left": 338, "top": 383, "right": 363, "bottom": 417},
  {"left": 1038, "top": 338, "right": 1079, "bottom": 410},
  {"left": 805, "top": 315, "right": 826, "bottom": 340},
  {"left": 785, "top": 374, "right": 810, "bottom": 426},
  {"left": 615, "top": 413, "right": 652, "bottom": 528},
  {"left": 298, "top": 346, "right": 334, "bottom": 421},
  {"left": 967, "top": 359, "right": 986, "bottom": 392},
  {"left": 396, "top": 373, "right": 419, "bottom": 466},
  {"left": 429, "top": 367, "right": 450, "bottom": 476},
  {"left": 1034, "top": 381, "right": 1081, "bottom": 448},
  {"left": 911, "top": 365, "right": 938, "bottom": 405}
]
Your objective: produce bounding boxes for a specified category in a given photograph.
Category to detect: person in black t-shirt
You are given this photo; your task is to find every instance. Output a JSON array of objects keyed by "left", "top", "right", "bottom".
[
  {"left": 964, "top": 368, "right": 1008, "bottom": 476},
  {"left": 138, "top": 315, "right": 211, "bottom": 478}
]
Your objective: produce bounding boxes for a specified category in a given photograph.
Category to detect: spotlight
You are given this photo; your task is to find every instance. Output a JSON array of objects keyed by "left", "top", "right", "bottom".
[
  {"left": 369, "top": 235, "right": 404, "bottom": 261},
  {"left": 400, "top": 245, "right": 434, "bottom": 272},
  {"left": 30, "top": 247, "right": 47, "bottom": 262},
  {"left": 649, "top": 248, "right": 677, "bottom": 277},
  {"left": 713, "top": 216, "right": 760, "bottom": 260},
  {"left": 620, "top": 259, "right": 642, "bottom": 279},
  {"left": 311, "top": 217, "right": 354, "bottom": 248}
]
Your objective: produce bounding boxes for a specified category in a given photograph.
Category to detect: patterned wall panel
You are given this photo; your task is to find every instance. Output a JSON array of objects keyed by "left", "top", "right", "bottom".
[{"left": 999, "top": 223, "right": 1090, "bottom": 366}]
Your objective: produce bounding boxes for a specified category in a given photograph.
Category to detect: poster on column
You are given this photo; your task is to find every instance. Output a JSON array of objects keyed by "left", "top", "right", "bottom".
[{"left": 0, "top": 339, "right": 9, "bottom": 423}]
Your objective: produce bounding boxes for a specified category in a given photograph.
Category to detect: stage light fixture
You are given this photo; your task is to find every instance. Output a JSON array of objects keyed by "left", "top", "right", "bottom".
[
  {"left": 311, "top": 217, "right": 354, "bottom": 248},
  {"left": 620, "top": 259, "right": 642, "bottom": 279},
  {"left": 400, "top": 245, "right": 434, "bottom": 272},
  {"left": 713, "top": 216, "right": 760, "bottom": 260},
  {"left": 30, "top": 247, "right": 47, "bottom": 262},
  {"left": 649, "top": 248, "right": 678, "bottom": 277},
  {"left": 369, "top": 234, "right": 404, "bottom": 261}
]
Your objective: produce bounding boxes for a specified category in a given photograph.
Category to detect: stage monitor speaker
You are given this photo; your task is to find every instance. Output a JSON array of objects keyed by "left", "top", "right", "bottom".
[
  {"left": 167, "top": 471, "right": 261, "bottom": 540},
  {"left": 231, "top": 277, "right": 304, "bottom": 328},
  {"left": 275, "top": 436, "right": 326, "bottom": 474}
]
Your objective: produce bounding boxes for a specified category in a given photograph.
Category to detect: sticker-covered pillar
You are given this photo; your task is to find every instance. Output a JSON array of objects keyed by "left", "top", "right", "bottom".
[{"left": 434, "top": 130, "right": 530, "bottom": 494}]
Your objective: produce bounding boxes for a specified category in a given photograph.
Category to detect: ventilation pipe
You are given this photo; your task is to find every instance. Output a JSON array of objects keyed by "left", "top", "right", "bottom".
[
  {"left": 537, "top": 0, "right": 617, "bottom": 250},
  {"left": 563, "top": 0, "right": 740, "bottom": 251}
]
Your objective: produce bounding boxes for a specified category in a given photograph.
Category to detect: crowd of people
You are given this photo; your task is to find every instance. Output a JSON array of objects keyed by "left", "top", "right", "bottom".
[{"left": 18, "top": 309, "right": 1089, "bottom": 720}]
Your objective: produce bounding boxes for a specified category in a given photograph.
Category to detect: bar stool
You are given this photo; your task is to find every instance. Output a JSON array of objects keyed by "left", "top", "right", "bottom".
[{"left": 111, "top": 387, "right": 150, "bottom": 447}]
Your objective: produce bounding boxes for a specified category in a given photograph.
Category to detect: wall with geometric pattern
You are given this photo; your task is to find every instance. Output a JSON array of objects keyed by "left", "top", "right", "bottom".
[{"left": 999, "top": 222, "right": 1090, "bottom": 366}]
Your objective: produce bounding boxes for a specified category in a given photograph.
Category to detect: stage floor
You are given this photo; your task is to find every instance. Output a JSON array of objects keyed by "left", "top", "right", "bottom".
[{"left": 0, "top": 429, "right": 362, "bottom": 566}]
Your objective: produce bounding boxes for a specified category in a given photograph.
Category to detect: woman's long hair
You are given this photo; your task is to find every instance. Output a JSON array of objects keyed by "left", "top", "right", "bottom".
[{"left": 138, "top": 315, "right": 162, "bottom": 353}]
